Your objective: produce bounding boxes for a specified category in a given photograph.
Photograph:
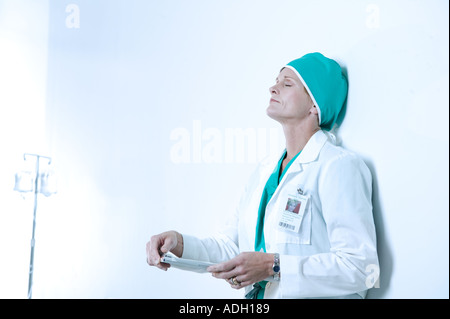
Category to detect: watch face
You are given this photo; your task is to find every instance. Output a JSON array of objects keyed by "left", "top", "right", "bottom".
[{"left": 273, "top": 265, "right": 280, "bottom": 273}]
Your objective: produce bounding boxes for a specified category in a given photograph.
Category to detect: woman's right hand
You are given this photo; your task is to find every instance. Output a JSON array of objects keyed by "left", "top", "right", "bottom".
[{"left": 146, "top": 230, "right": 184, "bottom": 271}]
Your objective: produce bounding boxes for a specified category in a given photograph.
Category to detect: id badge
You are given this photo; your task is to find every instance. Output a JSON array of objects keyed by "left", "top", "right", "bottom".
[{"left": 278, "top": 193, "right": 309, "bottom": 233}]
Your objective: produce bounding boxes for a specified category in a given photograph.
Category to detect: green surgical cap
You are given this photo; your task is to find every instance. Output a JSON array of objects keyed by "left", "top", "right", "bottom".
[{"left": 286, "top": 52, "right": 348, "bottom": 131}]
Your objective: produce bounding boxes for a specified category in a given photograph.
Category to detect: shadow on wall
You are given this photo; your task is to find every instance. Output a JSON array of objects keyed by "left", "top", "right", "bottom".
[
  {"left": 364, "top": 158, "right": 393, "bottom": 299},
  {"left": 335, "top": 64, "right": 393, "bottom": 298}
]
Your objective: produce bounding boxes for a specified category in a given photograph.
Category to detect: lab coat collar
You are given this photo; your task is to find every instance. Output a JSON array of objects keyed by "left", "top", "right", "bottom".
[
  {"left": 264, "top": 130, "right": 329, "bottom": 180},
  {"left": 278, "top": 130, "right": 328, "bottom": 178},
  {"left": 296, "top": 130, "right": 328, "bottom": 164}
]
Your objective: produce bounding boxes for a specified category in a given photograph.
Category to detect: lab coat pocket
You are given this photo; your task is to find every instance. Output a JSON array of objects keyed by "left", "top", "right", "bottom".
[{"left": 275, "top": 202, "right": 311, "bottom": 245}]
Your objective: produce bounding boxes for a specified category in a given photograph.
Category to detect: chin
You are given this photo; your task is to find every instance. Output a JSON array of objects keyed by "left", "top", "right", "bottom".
[{"left": 266, "top": 108, "right": 281, "bottom": 122}]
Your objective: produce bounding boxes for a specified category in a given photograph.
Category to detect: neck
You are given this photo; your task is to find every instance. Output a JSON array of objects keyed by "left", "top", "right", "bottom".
[{"left": 282, "top": 123, "right": 320, "bottom": 161}]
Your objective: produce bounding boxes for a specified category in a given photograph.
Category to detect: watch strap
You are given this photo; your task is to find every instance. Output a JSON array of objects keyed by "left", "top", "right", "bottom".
[{"left": 272, "top": 253, "right": 280, "bottom": 281}]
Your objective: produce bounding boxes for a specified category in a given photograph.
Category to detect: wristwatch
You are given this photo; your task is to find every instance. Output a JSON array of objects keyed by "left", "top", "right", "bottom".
[{"left": 272, "top": 253, "right": 280, "bottom": 281}]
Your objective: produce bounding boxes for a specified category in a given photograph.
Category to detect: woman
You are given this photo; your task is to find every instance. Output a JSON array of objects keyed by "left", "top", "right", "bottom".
[{"left": 146, "top": 52, "right": 379, "bottom": 299}]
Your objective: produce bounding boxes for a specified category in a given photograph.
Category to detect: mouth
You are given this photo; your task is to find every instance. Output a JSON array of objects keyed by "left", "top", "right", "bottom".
[{"left": 270, "top": 98, "right": 280, "bottom": 104}]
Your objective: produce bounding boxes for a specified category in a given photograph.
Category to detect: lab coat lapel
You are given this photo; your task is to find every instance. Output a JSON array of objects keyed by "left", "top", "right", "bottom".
[{"left": 261, "top": 131, "right": 328, "bottom": 246}]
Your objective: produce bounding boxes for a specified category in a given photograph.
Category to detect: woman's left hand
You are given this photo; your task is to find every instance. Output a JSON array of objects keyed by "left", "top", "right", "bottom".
[{"left": 207, "top": 252, "right": 274, "bottom": 289}]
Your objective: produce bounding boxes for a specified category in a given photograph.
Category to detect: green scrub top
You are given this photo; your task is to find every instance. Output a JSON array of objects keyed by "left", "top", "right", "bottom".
[{"left": 253, "top": 149, "right": 301, "bottom": 299}]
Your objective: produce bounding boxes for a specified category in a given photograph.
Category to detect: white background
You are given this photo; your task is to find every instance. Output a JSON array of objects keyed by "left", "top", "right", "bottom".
[{"left": 0, "top": 0, "right": 448, "bottom": 299}]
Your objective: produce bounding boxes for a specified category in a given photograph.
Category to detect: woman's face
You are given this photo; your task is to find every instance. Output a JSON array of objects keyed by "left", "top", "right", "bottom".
[{"left": 266, "top": 67, "right": 316, "bottom": 125}]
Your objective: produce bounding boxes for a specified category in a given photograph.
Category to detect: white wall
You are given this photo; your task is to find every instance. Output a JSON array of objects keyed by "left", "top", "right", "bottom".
[
  {"left": 0, "top": 0, "right": 448, "bottom": 299},
  {"left": 0, "top": 0, "right": 49, "bottom": 298}
]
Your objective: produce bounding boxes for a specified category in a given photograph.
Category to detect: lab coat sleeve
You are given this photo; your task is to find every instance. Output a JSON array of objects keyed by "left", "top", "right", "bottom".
[{"left": 281, "top": 153, "right": 379, "bottom": 298}]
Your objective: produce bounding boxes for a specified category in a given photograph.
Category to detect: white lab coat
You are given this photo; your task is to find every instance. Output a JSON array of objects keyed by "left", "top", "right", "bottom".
[{"left": 181, "top": 130, "right": 379, "bottom": 299}]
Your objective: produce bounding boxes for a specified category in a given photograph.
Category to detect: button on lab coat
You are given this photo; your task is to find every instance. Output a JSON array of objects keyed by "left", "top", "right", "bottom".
[{"left": 182, "top": 130, "right": 379, "bottom": 298}]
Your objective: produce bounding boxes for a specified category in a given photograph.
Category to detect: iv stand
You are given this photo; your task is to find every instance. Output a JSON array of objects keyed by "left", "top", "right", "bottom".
[{"left": 24, "top": 153, "right": 52, "bottom": 299}]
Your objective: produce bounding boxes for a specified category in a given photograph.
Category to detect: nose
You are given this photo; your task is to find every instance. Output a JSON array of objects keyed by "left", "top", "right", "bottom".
[{"left": 269, "top": 83, "right": 279, "bottom": 95}]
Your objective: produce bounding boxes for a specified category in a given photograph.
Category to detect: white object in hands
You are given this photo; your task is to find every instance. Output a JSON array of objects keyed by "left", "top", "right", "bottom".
[{"left": 161, "top": 252, "right": 215, "bottom": 273}]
